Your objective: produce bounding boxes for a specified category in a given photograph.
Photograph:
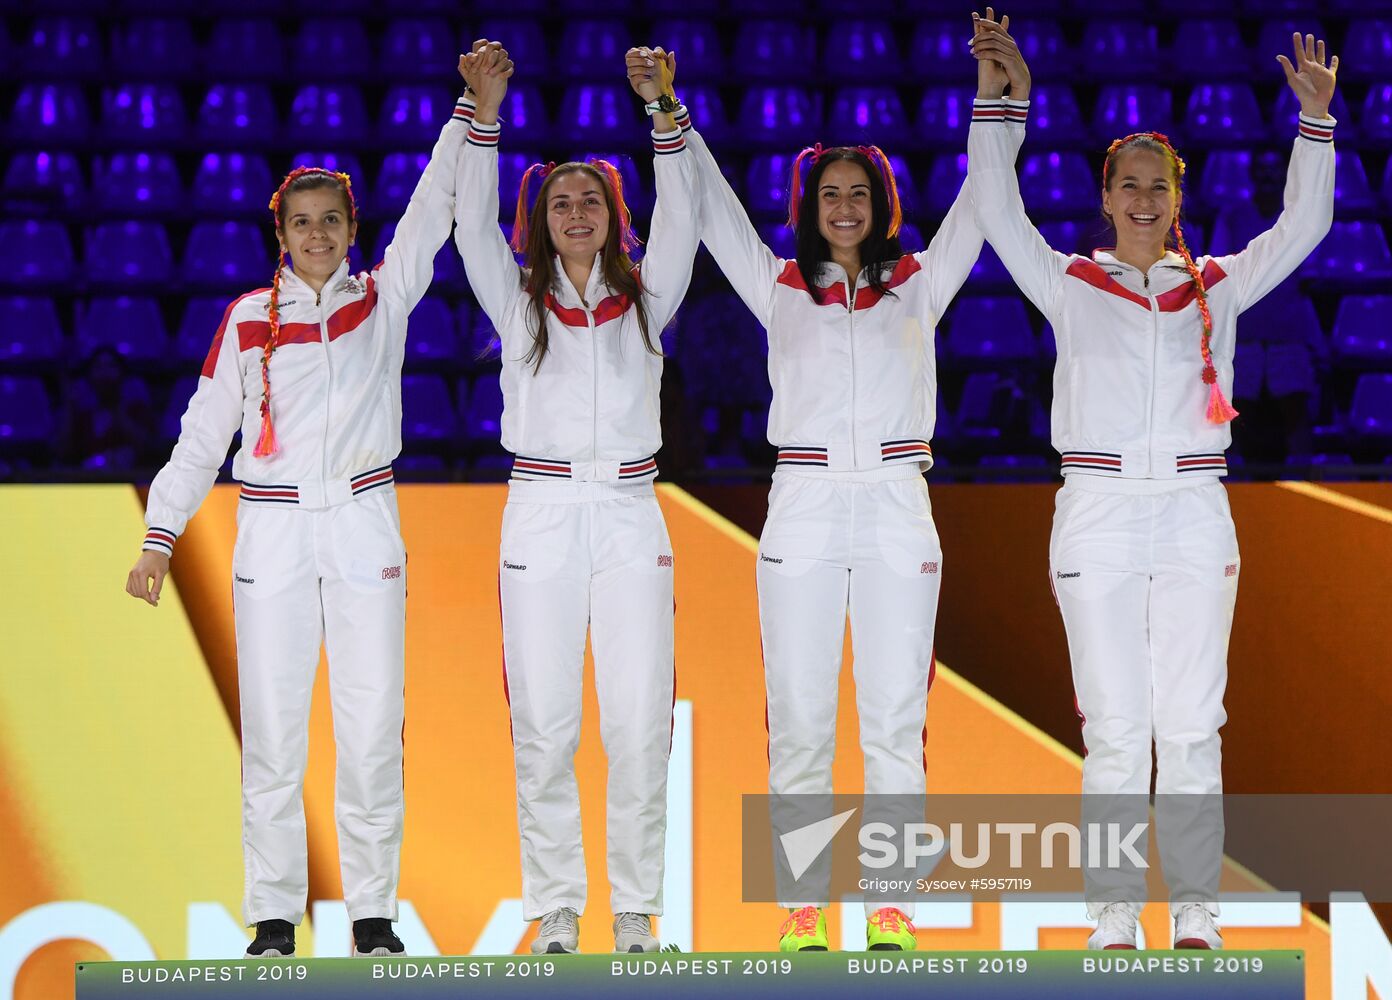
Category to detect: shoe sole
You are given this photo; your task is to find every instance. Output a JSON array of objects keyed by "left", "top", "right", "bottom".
[
  {"left": 1103, "top": 944, "right": 1138, "bottom": 950},
  {"left": 353, "top": 947, "right": 405, "bottom": 957},
  {"left": 542, "top": 942, "right": 577, "bottom": 954},
  {"left": 1175, "top": 939, "right": 1215, "bottom": 950},
  {"left": 245, "top": 949, "right": 293, "bottom": 958}
]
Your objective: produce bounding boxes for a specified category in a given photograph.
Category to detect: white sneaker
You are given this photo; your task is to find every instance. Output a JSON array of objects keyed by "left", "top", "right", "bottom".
[
  {"left": 1174, "top": 903, "right": 1223, "bottom": 949},
  {"left": 1087, "top": 903, "right": 1138, "bottom": 950},
  {"left": 613, "top": 912, "right": 660, "bottom": 953},
  {"left": 532, "top": 907, "right": 579, "bottom": 954}
]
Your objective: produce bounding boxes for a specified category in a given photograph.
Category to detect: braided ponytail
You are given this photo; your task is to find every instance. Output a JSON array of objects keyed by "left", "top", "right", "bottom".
[
  {"left": 1103, "top": 132, "right": 1238, "bottom": 424},
  {"left": 255, "top": 166, "right": 357, "bottom": 457}
]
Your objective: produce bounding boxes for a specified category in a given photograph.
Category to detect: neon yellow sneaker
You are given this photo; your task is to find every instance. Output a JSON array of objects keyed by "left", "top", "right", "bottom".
[
  {"left": 778, "top": 906, "right": 828, "bottom": 952},
  {"left": 866, "top": 907, "right": 917, "bottom": 951}
]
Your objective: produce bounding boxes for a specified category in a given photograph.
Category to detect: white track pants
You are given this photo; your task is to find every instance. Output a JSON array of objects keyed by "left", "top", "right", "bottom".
[
  {"left": 1050, "top": 476, "right": 1237, "bottom": 917},
  {"left": 232, "top": 491, "right": 407, "bottom": 926},
  {"left": 499, "top": 481, "right": 676, "bottom": 920},
  {"left": 757, "top": 468, "right": 942, "bottom": 917}
]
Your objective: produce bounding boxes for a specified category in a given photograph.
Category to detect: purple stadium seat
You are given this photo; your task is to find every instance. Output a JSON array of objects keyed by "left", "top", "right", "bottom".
[
  {"left": 461, "top": 376, "right": 504, "bottom": 441},
  {"left": 495, "top": 84, "right": 549, "bottom": 134},
  {"left": 181, "top": 221, "right": 269, "bottom": 288},
  {"left": 1208, "top": 203, "right": 1267, "bottom": 255},
  {"left": 175, "top": 297, "right": 233, "bottom": 363},
  {"left": 193, "top": 153, "right": 274, "bottom": 215},
  {"left": 557, "top": 84, "right": 640, "bottom": 147},
  {"left": 827, "top": 88, "right": 909, "bottom": 142},
  {"left": 969, "top": 244, "right": 1011, "bottom": 283},
  {"left": 22, "top": 17, "right": 101, "bottom": 75},
  {"left": 76, "top": 296, "right": 169, "bottom": 361},
  {"left": 1331, "top": 151, "right": 1378, "bottom": 216},
  {"left": 373, "top": 223, "right": 467, "bottom": 292},
  {"left": 1197, "top": 152, "right": 1254, "bottom": 209},
  {"left": 667, "top": 20, "right": 723, "bottom": 80},
  {"left": 287, "top": 152, "right": 366, "bottom": 188},
  {"left": 401, "top": 374, "right": 457, "bottom": 442},
  {"left": 980, "top": 454, "right": 1050, "bottom": 469},
  {"left": 945, "top": 297, "right": 1035, "bottom": 364},
  {"left": 1024, "top": 85, "right": 1086, "bottom": 145},
  {"left": 0, "top": 221, "right": 75, "bottom": 287},
  {"left": 93, "top": 153, "right": 182, "bottom": 215},
  {"left": 405, "top": 296, "right": 458, "bottom": 366},
  {"left": 293, "top": 18, "right": 371, "bottom": 72},
  {"left": 1270, "top": 87, "right": 1353, "bottom": 140},
  {"left": 757, "top": 222, "right": 797, "bottom": 261},
  {"left": 897, "top": 223, "right": 925, "bottom": 254},
  {"left": 1340, "top": 19, "right": 1392, "bottom": 81},
  {"left": 101, "top": 84, "right": 188, "bottom": 144},
  {"left": 379, "top": 18, "right": 454, "bottom": 79},
  {"left": 1185, "top": 83, "right": 1266, "bottom": 145},
  {"left": 1362, "top": 85, "right": 1392, "bottom": 143},
  {"left": 1331, "top": 297, "right": 1392, "bottom": 366},
  {"left": 9, "top": 84, "right": 90, "bottom": 144},
  {"left": 1170, "top": 20, "right": 1248, "bottom": 79},
  {"left": 461, "top": 304, "right": 499, "bottom": 360},
  {"left": 110, "top": 18, "right": 195, "bottom": 78},
  {"left": 1015, "top": 19, "right": 1071, "bottom": 79},
  {"left": 379, "top": 85, "right": 455, "bottom": 145},
  {"left": 371, "top": 152, "right": 431, "bottom": 218},
  {"left": 474, "top": 20, "right": 548, "bottom": 74},
  {"left": 0, "top": 298, "right": 63, "bottom": 364},
  {"left": 206, "top": 19, "right": 284, "bottom": 79},
  {"left": 824, "top": 20, "right": 900, "bottom": 80},
  {"left": 746, "top": 154, "right": 797, "bottom": 215},
  {"left": 1081, "top": 21, "right": 1158, "bottom": 78},
  {"left": 884, "top": 153, "right": 916, "bottom": 216},
  {"left": 0, "top": 377, "right": 55, "bottom": 444},
  {"left": 563, "top": 20, "right": 627, "bottom": 79},
  {"left": 738, "top": 86, "right": 822, "bottom": 142},
  {"left": 494, "top": 151, "right": 542, "bottom": 219},
  {"left": 1384, "top": 158, "right": 1392, "bottom": 212},
  {"left": 87, "top": 221, "right": 173, "bottom": 288},
  {"left": 922, "top": 153, "right": 965, "bottom": 216},
  {"left": 574, "top": 152, "right": 650, "bottom": 214},
  {"left": 734, "top": 21, "right": 817, "bottom": 80},
  {"left": 1039, "top": 219, "right": 1100, "bottom": 257},
  {"left": 682, "top": 86, "right": 731, "bottom": 142},
  {"left": 955, "top": 372, "right": 1006, "bottom": 439},
  {"left": 197, "top": 84, "right": 277, "bottom": 145},
  {"left": 916, "top": 87, "right": 973, "bottom": 146},
  {"left": 1019, "top": 152, "right": 1096, "bottom": 217},
  {"left": 159, "top": 375, "right": 199, "bottom": 443},
  {"left": 1302, "top": 222, "right": 1392, "bottom": 281},
  {"left": 1349, "top": 375, "right": 1392, "bottom": 439},
  {"left": 907, "top": 20, "right": 960, "bottom": 81},
  {"left": 2, "top": 152, "right": 85, "bottom": 212},
  {"left": 1092, "top": 85, "right": 1174, "bottom": 144},
  {"left": 1254, "top": 20, "right": 1327, "bottom": 67},
  {"left": 288, "top": 85, "right": 367, "bottom": 145}
]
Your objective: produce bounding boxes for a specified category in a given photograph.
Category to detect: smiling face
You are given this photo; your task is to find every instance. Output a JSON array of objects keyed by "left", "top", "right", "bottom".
[
  {"left": 544, "top": 168, "right": 611, "bottom": 268},
  {"left": 1102, "top": 147, "right": 1179, "bottom": 251},
  {"left": 276, "top": 187, "right": 357, "bottom": 288},
  {"left": 816, "top": 159, "right": 874, "bottom": 257}
]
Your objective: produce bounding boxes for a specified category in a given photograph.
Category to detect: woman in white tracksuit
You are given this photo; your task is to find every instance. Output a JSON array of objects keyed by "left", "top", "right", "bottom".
[
  {"left": 969, "top": 15, "right": 1337, "bottom": 951},
  {"left": 123, "top": 51, "right": 481, "bottom": 961},
  {"left": 453, "top": 44, "right": 698, "bottom": 955},
  {"left": 631, "top": 45, "right": 1026, "bottom": 950}
]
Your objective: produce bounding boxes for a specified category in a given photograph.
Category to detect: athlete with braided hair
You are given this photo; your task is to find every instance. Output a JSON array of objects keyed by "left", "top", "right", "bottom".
[
  {"left": 629, "top": 35, "right": 1028, "bottom": 951},
  {"left": 453, "top": 42, "right": 698, "bottom": 955},
  {"left": 125, "top": 47, "right": 487, "bottom": 959},
  {"left": 968, "top": 12, "right": 1338, "bottom": 950}
]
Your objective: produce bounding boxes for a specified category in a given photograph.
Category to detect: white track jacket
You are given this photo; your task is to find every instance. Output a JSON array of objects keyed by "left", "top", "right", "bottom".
[
  {"left": 681, "top": 107, "right": 1026, "bottom": 473},
  {"left": 452, "top": 105, "right": 699, "bottom": 483},
  {"left": 140, "top": 97, "right": 471, "bottom": 556},
  {"left": 969, "top": 98, "right": 1336, "bottom": 479}
]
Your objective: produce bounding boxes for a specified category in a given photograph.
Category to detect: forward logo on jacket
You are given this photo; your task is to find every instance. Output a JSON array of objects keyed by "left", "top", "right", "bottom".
[
  {"left": 503, "top": 561, "right": 527, "bottom": 571},
  {"left": 921, "top": 561, "right": 938, "bottom": 575},
  {"left": 657, "top": 554, "right": 673, "bottom": 568}
]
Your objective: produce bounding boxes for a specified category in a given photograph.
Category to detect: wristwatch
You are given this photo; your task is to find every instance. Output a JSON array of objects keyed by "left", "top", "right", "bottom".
[{"left": 643, "top": 93, "right": 681, "bottom": 116}]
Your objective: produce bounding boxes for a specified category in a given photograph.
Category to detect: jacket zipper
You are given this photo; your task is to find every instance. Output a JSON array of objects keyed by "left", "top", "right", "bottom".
[
  {"left": 587, "top": 305, "right": 598, "bottom": 471},
  {"left": 317, "top": 288, "right": 331, "bottom": 484},
  {"left": 847, "top": 272, "right": 858, "bottom": 468},
  {"left": 1143, "top": 271, "right": 1158, "bottom": 478}
]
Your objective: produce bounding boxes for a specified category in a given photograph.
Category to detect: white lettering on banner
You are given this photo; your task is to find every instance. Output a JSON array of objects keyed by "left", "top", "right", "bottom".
[
  {"left": 1331, "top": 893, "right": 1392, "bottom": 1000},
  {"left": 857, "top": 822, "right": 1148, "bottom": 871},
  {"left": 0, "top": 901, "right": 155, "bottom": 1000}
]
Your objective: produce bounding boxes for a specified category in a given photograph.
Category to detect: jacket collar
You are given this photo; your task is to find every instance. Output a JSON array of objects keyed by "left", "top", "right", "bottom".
[
  {"left": 552, "top": 252, "right": 607, "bottom": 306},
  {"left": 1092, "top": 248, "right": 1187, "bottom": 274},
  {"left": 277, "top": 258, "right": 354, "bottom": 302}
]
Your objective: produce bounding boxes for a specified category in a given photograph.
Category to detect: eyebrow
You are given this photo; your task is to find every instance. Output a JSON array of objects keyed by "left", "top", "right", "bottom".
[
  {"left": 550, "top": 189, "right": 603, "bottom": 203},
  {"left": 1117, "top": 175, "right": 1170, "bottom": 183},
  {"left": 287, "top": 210, "right": 340, "bottom": 221},
  {"left": 820, "top": 183, "right": 871, "bottom": 193}
]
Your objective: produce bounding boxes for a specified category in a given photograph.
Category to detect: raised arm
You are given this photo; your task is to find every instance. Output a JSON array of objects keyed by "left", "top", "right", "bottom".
[
  {"left": 1212, "top": 32, "right": 1338, "bottom": 311},
  {"left": 126, "top": 296, "right": 249, "bottom": 605},
  {"left": 373, "top": 50, "right": 475, "bottom": 312},
  {"left": 967, "top": 11, "right": 1070, "bottom": 318},
  {"left": 453, "top": 42, "right": 526, "bottom": 345},
  {"left": 625, "top": 46, "right": 700, "bottom": 330}
]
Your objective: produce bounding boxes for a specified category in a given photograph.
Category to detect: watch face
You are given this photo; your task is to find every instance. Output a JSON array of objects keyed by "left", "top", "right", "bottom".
[{"left": 658, "top": 94, "right": 679, "bottom": 113}]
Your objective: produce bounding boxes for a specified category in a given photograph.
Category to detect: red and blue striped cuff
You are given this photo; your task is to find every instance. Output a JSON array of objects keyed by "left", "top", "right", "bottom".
[
  {"left": 971, "top": 98, "right": 1030, "bottom": 124},
  {"left": 466, "top": 119, "right": 501, "bottom": 148},
  {"left": 453, "top": 96, "right": 476, "bottom": 124},
  {"left": 673, "top": 106, "right": 692, "bottom": 133},
  {"left": 142, "top": 527, "right": 176, "bottom": 557},
  {"left": 653, "top": 127, "right": 686, "bottom": 155},
  {"left": 1297, "top": 113, "right": 1335, "bottom": 144}
]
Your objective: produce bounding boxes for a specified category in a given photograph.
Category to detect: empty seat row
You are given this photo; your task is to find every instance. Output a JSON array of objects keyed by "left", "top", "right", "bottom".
[{"left": 11, "top": 16, "right": 1392, "bottom": 84}]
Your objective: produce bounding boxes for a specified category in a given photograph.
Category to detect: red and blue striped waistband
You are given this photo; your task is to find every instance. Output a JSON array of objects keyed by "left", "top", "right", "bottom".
[
  {"left": 238, "top": 464, "right": 395, "bottom": 506},
  {"left": 510, "top": 455, "right": 659, "bottom": 482}
]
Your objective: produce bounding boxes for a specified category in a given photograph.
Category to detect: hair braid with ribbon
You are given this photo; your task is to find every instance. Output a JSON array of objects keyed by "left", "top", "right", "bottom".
[
  {"left": 255, "top": 166, "right": 357, "bottom": 457},
  {"left": 1103, "top": 132, "right": 1237, "bottom": 424}
]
